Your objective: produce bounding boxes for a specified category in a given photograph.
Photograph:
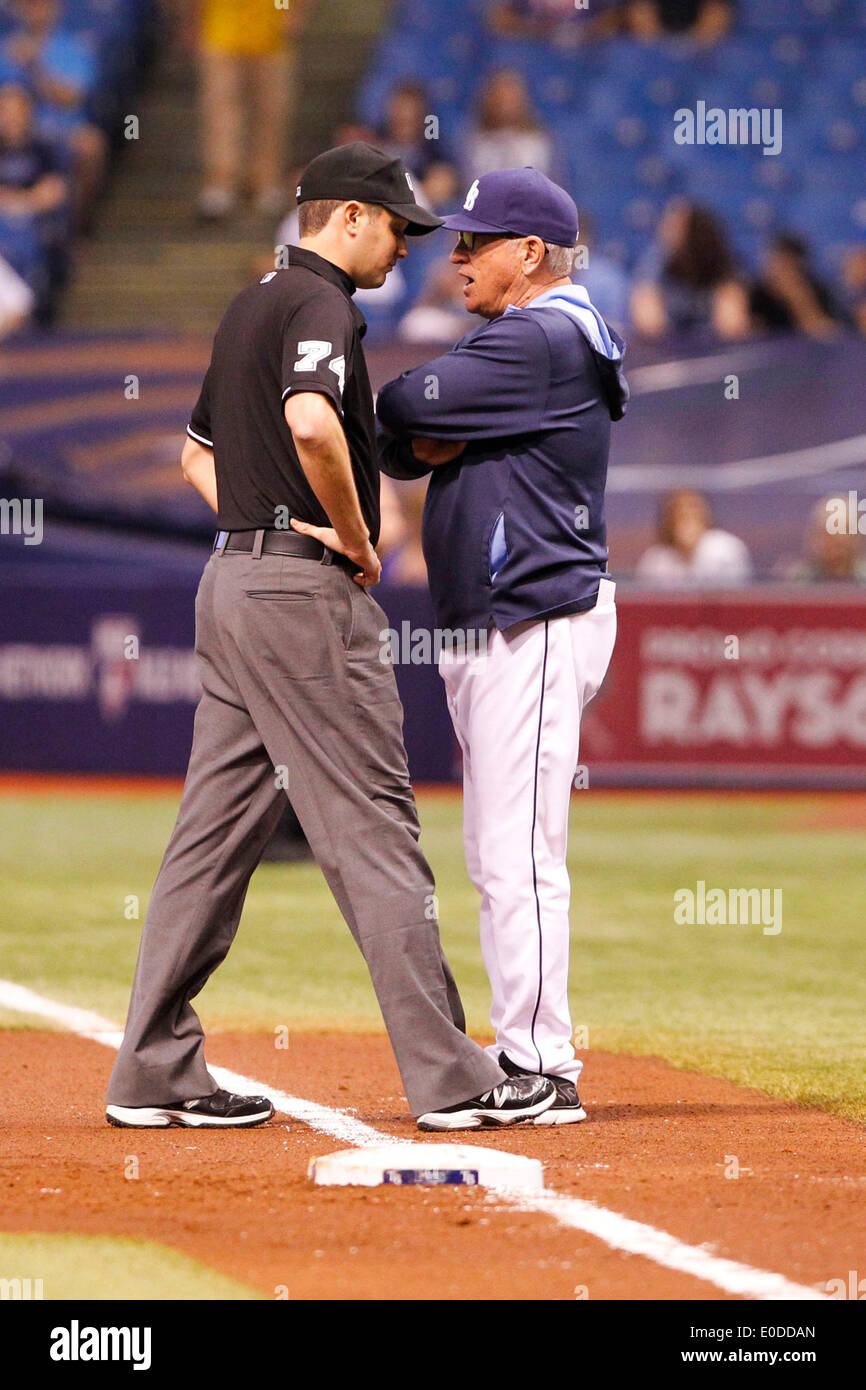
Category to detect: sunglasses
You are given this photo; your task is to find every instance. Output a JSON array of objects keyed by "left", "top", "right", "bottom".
[{"left": 456, "top": 230, "right": 523, "bottom": 252}]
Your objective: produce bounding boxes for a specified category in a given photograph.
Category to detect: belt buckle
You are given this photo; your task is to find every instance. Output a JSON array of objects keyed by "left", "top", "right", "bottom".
[{"left": 214, "top": 530, "right": 229, "bottom": 555}]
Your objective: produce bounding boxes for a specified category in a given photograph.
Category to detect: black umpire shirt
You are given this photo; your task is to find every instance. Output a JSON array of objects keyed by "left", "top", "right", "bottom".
[{"left": 187, "top": 246, "right": 380, "bottom": 544}]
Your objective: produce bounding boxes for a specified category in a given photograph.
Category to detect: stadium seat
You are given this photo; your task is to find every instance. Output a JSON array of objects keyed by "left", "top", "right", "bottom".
[
  {"left": 739, "top": 0, "right": 852, "bottom": 29},
  {"left": 796, "top": 107, "right": 864, "bottom": 156},
  {"left": 766, "top": 32, "right": 810, "bottom": 71},
  {"left": 355, "top": 32, "right": 475, "bottom": 128},
  {"left": 394, "top": 0, "right": 481, "bottom": 38},
  {"left": 799, "top": 151, "right": 864, "bottom": 196},
  {"left": 787, "top": 190, "right": 866, "bottom": 242},
  {"left": 819, "top": 38, "right": 866, "bottom": 85},
  {"left": 359, "top": 1, "right": 863, "bottom": 298}
]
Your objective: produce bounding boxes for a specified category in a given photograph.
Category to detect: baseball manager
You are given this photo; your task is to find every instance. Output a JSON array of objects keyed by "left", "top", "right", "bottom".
[{"left": 377, "top": 166, "right": 628, "bottom": 1124}]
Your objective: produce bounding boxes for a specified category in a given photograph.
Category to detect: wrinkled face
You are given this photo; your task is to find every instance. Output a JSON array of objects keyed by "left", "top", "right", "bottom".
[
  {"left": 0, "top": 85, "right": 33, "bottom": 142},
  {"left": 350, "top": 206, "right": 409, "bottom": 289},
  {"left": 449, "top": 231, "right": 533, "bottom": 319}
]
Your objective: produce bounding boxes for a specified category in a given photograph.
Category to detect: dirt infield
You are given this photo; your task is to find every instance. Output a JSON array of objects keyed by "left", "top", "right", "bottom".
[{"left": 1, "top": 1031, "right": 863, "bottom": 1301}]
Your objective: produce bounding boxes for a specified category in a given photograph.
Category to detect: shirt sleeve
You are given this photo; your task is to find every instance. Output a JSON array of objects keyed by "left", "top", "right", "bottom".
[
  {"left": 187, "top": 366, "right": 214, "bottom": 448},
  {"left": 281, "top": 289, "right": 354, "bottom": 416},
  {"left": 375, "top": 311, "right": 550, "bottom": 442},
  {"left": 376, "top": 420, "right": 433, "bottom": 480}
]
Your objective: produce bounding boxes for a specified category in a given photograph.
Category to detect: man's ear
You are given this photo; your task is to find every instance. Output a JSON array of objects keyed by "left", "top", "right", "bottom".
[
  {"left": 343, "top": 200, "right": 364, "bottom": 235},
  {"left": 523, "top": 236, "right": 547, "bottom": 274}
]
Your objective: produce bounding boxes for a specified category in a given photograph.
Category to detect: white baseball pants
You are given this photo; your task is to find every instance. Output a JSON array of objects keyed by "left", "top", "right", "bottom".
[{"left": 439, "top": 578, "right": 617, "bottom": 1082}]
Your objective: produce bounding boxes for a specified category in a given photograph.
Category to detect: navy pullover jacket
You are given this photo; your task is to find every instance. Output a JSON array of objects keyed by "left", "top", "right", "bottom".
[{"left": 376, "top": 284, "right": 628, "bottom": 634}]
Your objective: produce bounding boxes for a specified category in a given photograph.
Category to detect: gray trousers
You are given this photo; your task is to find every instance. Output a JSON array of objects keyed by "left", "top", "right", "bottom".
[{"left": 106, "top": 548, "right": 505, "bottom": 1117}]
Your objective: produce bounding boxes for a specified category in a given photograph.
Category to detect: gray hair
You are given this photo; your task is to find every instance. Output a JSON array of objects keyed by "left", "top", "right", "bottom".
[{"left": 544, "top": 241, "right": 579, "bottom": 276}]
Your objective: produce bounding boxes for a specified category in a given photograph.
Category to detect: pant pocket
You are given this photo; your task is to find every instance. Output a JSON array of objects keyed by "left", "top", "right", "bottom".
[{"left": 243, "top": 591, "right": 337, "bottom": 680}]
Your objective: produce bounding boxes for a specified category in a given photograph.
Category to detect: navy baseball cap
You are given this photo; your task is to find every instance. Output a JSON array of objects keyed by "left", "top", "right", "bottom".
[{"left": 443, "top": 167, "right": 578, "bottom": 245}]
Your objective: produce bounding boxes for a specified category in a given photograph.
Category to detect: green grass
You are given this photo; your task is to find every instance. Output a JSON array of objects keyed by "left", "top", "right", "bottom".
[
  {"left": 0, "top": 1232, "right": 264, "bottom": 1300},
  {"left": 0, "top": 790, "right": 863, "bottom": 1122}
]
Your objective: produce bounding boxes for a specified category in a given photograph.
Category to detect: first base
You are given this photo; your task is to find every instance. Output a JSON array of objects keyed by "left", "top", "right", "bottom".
[{"left": 308, "top": 1143, "right": 544, "bottom": 1192}]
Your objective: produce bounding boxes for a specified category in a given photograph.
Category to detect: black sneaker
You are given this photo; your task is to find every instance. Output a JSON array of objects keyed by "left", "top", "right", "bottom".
[
  {"left": 498, "top": 1052, "right": 587, "bottom": 1126},
  {"left": 416, "top": 1074, "right": 555, "bottom": 1132},
  {"left": 106, "top": 1089, "right": 275, "bottom": 1129}
]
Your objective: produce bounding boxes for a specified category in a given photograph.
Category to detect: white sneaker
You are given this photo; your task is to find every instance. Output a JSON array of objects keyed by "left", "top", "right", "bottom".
[{"left": 417, "top": 1074, "right": 555, "bottom": 1132}]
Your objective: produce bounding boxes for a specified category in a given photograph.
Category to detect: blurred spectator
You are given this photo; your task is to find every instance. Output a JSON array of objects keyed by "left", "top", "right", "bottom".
[
  {"left": 573, "top": 211, "right": 630, "bottom": 330},
  {"left": 0, "top": 248, "right": 35, "bottom": 334},
  {"left": 631, "top": 198, "right": 750, "bottom": 340},
  {"left": 463, "top": 69, "right": 555, "bottom": 182},
  {"left": 398, "top": 254, "right": 475, "bottom": 343},
  {"left": 0, "top": 80, "right": 67, "bottom": 318},
  {"left": 750, "top": 234, "right": 843, "bottom": 339},
  {"left": 382, "top": 485, "right": 429, "bottom": 586},
  {"left": 377, "top": 81, "right": 459, "bottom": 208},
  {"left": 635, "top": 489, "right": 752, "bottom": 586},
  {"left": 420, "top": 159, "right": 461, "bottom": 216},
  {"left": 840, "top": 246, "right": 866, "bottom": 335},
  {"left": 196, "top": 0, "right": 312, "bottom": 221},
  {"left": 2, "top": 0, "right": 105, "bottom": 225},
  {"left": 784, "top": 497, "right": 866, "bottom": 584},
  {"left": 625, "top": 0, "right": 735, "bottom": 43},
  {"left": 378, "top": 473, "right": 410, "bottom": 573}
]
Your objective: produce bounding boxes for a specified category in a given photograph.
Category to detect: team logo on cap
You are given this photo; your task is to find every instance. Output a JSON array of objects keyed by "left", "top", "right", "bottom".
[
  {"left": 464, "top": 179, "right": 480, "bottom": 211},
  {"left": 405, "top": 171, "right": 414, "bottom": 191},
  {"left": 296, "top": 185, "right": 302, "bottom": 197}
]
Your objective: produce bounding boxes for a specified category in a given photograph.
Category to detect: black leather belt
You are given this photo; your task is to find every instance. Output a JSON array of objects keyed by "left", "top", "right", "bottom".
[{"left": 213, "top": 528, "right": 355, "bottom": 572}]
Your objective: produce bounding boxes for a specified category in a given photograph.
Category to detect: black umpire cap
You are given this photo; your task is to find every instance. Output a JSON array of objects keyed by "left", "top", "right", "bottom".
[{"left": 296, "top": 142, "right": 444, "bottom": 236}]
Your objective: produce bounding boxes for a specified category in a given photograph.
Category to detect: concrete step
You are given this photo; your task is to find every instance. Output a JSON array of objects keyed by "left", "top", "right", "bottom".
[{"left": 62, "top": 0, "right": 396, "bottom": 330}]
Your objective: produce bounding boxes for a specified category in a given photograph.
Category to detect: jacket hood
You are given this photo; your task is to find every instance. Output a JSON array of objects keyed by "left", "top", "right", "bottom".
[{"left": 513, "top": 282, "right": 629, "bottom": 421}]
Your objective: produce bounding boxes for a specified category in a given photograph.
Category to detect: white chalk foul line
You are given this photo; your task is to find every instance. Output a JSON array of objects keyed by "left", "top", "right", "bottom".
[
  {"left": 0, "top": 979, "right": 827, "bottom": 1301},
  {"left": 508, "top": 1192, "right": 824, "bottom": 1301},
  {"left": 0, "top": 981, "right": 387, "bottom": 1152}
]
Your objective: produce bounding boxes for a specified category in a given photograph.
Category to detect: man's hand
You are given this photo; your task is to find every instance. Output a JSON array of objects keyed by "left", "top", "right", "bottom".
[
  {"left": 290, "top": 518, "right": 381, "bottom": 588},
  {"left": 411, "top": 438, "right": 467, "bottom": 466}
]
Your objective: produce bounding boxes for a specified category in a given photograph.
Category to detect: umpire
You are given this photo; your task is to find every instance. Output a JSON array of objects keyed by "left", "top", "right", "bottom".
[{"left": 105, "top": 144, "right": 554, "bottom": 1133}]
